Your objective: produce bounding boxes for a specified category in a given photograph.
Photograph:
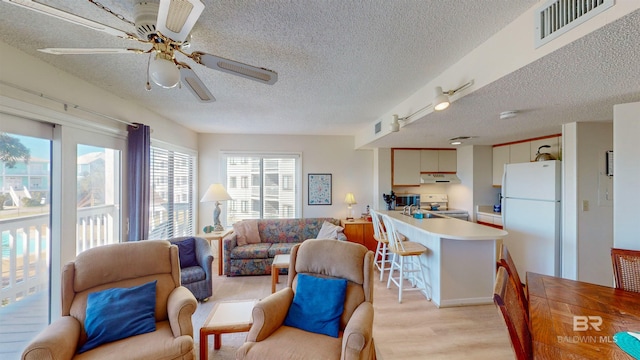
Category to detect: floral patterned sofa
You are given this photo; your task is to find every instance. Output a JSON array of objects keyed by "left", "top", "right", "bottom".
[{"left": 222, "top": 218, "right": 346, "bottom": 276}]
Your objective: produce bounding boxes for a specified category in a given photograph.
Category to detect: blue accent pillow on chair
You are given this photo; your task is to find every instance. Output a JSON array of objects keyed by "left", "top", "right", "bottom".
[
  {"left": 175, "top": 237, "right": 198, "bottom": 268},
  {"left": 79, "top": 280, "right": 157, "bottom": 353},
  {"left": 284, "top": 273, "right": 347, "bottom": 337}
]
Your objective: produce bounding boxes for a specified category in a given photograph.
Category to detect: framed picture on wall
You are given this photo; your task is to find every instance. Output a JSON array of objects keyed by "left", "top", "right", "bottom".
[{"left": 308, "top": 173, "right": 332, "bottom": 205}]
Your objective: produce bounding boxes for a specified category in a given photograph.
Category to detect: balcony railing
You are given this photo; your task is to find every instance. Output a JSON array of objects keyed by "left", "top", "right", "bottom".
[{"left": 0, "top": 205, "right": 119, "bottom": 306}]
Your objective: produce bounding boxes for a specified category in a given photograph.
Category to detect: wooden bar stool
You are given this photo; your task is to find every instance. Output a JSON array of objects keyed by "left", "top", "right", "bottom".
[
  {"left": 370, "top": 209, "right": 391, "bottom": 281},
  {"left": 380, "top": 214, "right": 430, "bottom": 303}
]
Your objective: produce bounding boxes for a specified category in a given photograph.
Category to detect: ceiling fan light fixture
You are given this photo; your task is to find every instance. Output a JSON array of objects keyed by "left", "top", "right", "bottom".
[
  {"left": 149, "top": 55, "right": 180, "bottom": 88},
  {"left": 433, "top": 86, "right": 450, "bottom": 111}
]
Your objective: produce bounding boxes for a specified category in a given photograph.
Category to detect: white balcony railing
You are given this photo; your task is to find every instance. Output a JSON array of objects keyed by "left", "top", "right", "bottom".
[{"left": 0, "top": 205, "right": 119, "bottom": 306}]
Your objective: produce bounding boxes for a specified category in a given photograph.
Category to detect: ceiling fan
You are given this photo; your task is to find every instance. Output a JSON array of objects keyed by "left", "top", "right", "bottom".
[{"left": 3, "top": 0, "right": 278, "bottom": 102}]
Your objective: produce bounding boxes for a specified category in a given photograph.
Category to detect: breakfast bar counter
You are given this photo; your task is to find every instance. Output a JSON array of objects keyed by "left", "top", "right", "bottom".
[{"left": 379, "top": 210, "right": 507, "bottom": 307}]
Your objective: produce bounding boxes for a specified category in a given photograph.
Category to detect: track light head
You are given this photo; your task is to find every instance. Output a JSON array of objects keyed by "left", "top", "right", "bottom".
[
  {"left": 433, "top": 86, "right": 450, "bottom": 111},
  {"left": 390, "top": 114, "right": 400, "bottom": 132}
]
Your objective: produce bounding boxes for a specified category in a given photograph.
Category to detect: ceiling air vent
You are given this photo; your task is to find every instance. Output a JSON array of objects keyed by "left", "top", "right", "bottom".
[
  {"left": 534, "top": 0, "right": 614, "bottom": 48},
  {"left": 374, "top": 121, "right": 382, "bottom": 134}
]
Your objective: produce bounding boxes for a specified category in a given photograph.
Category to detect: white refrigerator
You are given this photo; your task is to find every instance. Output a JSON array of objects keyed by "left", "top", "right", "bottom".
[{"left": 502, "top": 160, "right": 561, "bottom": 278}]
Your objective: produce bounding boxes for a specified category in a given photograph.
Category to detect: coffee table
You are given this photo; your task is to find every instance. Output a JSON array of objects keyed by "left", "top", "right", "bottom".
[
  {"left": 271, "top": 254, "right": 291, "bottom": 293},
  {"left": 200, "top": 299, "right": 258, "bottom": 359}
]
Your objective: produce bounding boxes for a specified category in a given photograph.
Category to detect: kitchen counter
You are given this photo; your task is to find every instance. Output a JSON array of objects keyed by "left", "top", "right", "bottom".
[
  {"left": 476, "top": 205, "right": 503, "bottom": 229},
  {"left": 383, "top": 210, "right": 506, "bottom": 240},
  {"left": 379, "top": 210, "right": 507, "bottom": 307}
]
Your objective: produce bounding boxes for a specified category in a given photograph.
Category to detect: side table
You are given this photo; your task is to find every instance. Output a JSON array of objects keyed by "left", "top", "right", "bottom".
[
  {"left": 200, "top": 299, "right": 258, "bottom": 359},
  {"left": 271, "top": 254, "right": 291, "bottom": 293},
  {"left": 197, "top": 228, "right": 233, "bottom": 276}
]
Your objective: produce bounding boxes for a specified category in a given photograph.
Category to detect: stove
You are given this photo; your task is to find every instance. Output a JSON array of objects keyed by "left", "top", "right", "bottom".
[{"left": 420, "top": 193, "right": 469, "bottom": 221}]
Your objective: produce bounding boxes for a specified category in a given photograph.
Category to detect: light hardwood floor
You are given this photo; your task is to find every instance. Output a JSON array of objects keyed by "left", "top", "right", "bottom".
[{"left": 195, "top": 257, "right": 515, "bottom": 360}]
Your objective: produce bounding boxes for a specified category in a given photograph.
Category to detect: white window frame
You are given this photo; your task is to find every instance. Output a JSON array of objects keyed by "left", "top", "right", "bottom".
[{"left": 220, "top": 151, "right": 302, "bottom": 222}]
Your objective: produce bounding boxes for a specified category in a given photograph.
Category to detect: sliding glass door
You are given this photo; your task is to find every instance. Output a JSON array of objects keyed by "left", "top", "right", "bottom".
[{"left": 0, "top": 116, "right": 52, "bottom": 359}]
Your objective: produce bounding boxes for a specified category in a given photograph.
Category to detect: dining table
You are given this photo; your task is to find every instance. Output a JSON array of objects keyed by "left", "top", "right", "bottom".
[{"left": 527, "top": 272, "right": 640, "bottom": 359}]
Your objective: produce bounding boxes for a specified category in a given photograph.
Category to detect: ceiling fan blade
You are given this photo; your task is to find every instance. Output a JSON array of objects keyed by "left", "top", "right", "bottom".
[
  {"left": 156, "top": 0, "right": 204, "bottom": 43},
  {"left": 38, "top": 48, "right": 148, "bottom": 55},
  {"left": 3, "top": 0, "right": 136, "bottom": 40},
  {"left": 192, "top": 52, "right": 278, "bottom": 85},
  {"left": 179, "top": 67, "right": 215, "bottom": 102}
]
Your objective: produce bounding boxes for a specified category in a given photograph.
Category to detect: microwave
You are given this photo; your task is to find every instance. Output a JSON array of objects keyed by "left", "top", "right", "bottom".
[{"left": 394, "top": 194, "right": 420, "bottom": 208}]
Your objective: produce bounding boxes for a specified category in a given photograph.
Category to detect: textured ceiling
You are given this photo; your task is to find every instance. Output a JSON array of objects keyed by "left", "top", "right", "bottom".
[{"left": 0, "top": 1, "right": 638, "bottom": 149}]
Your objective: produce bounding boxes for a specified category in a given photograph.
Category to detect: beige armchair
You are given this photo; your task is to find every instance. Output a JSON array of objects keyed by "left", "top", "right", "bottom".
[
  {"left": 21, "top": 240, "right": 197, "bottom": 360},
  {"left": 237, "top": 239, "right": 376, "bottom": 360}
]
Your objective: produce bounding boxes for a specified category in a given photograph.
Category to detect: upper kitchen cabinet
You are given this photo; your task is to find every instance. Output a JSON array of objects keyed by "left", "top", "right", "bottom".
[
  {"left": 393, "top": 149, "right": 421, "bottom": 186},
  {"left": 492, "top": 146, "right": 510, "bottom": 186},
  {"left": 530, "top": 137, "right": 560, "bottom": 161},
  {"left": 420, "top": 150, "right": 457, "bottom": 173},
  {"left": 492, "top": 134, "right": 562, "bottom": 186}
]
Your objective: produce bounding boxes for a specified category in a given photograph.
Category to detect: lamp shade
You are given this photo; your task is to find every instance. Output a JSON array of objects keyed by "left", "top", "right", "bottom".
[
  {"left": 200, "top": 184, "right": 232, "bottom": 203},
  {"left": 344, "top": 193, "right": 357, "bottom": 205},
  {"left": 433, "top": 86, "right": 450, "bottom": 111}
]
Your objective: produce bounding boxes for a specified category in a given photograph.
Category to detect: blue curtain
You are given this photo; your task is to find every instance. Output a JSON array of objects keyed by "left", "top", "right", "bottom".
[{"left": 127, "top": 123, "right": 150, "bottom": 241}]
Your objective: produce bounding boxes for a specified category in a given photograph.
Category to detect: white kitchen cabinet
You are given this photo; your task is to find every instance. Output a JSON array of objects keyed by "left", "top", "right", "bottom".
[
  {"left": 492, "top": 138, "right": 562, "bottom": 186},
  {"left": 530, "top": 137, "right": 561, "bottom": 161},
  {"left": 476, "top": 206, "right": 503, "bottom": 229},
  {"left": 420, "top": 150, "right": 439, "bottom": 172},
  {"left": 492, "top": 146, "right": 510, "bottom": 186},
  {"left": 493, "top": 143, "right": 529, "bottom": 187},
  {"left": 510, "top": 142, "right": 530, "bottom": 163},
  {"left": 393, "top": 149, "right": 421, "bottom": 186},
  {"left": 420, "top": 149, "right": 457, "bottom": 172}
]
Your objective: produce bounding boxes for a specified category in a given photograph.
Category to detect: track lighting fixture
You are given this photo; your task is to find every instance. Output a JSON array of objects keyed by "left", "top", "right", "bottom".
[
  {"left": 433, "top": 86, "right": 450, "bottom": 111},
  {"left": 390, "top": 114, "right": 401, "bottom": 132},
  {"left": 387, "top": 80, "right": 474, "bottom": 133},
  {"left": 433, "top": 80, "right": 474, "bottom": 111}
]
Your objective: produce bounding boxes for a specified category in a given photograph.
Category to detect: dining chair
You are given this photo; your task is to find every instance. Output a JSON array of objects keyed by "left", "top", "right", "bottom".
[
  {"left": 380, "top": 214, "right": 430, "bottom": 303},
  {"left": 370, "top": 209, "right": 391, "bottom": 281},
  {"left": 498, "top": 244, "right": 528, "bottom": 317},
  {"left": 493, "top": 266, "right": 533, "bottom": 360},
  {"left": 611, "top": 248, "right": 640, "bottom": 292}
]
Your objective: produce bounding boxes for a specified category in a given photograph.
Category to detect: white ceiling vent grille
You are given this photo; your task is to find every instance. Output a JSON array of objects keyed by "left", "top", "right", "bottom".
[
  {"left": 534, "top": 0, "right": 614, "bottom": 48},
  {"left": 375, "top": 121, "right": 382, "bottom": 134}
]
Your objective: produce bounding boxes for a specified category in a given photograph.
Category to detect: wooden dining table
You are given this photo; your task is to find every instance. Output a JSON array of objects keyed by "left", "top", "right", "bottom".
[{"left": 527, "top": 272, "right": 640, "bottom": 359}]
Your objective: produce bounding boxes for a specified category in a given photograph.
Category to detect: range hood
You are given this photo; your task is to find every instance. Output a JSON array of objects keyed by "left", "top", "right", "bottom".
[{"left": 420, "top": 173, "right": 461, "bottom": 184}]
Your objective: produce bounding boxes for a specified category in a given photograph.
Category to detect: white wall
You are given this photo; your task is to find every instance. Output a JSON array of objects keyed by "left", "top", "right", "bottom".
[
  {"left": 562, "top": 122, "right": 614, "bottom": 286},
  {"left": 373, "top": 148, "right": 392, "bottom": 211},
  {"left": 613, "top": 102, "right": 640, "bottom": 250},
  {"left": 198, "top": 134, "right": 373, "bottom": 229}
]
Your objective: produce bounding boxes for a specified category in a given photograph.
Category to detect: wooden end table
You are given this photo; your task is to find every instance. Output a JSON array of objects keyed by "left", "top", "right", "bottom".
[
  {"left": 200, "top": 299, "right": 258, "bottom": 359},
  {"left": 271, "top": 254, "right": 291, "bottom": 293},
  {"left": 197, "top": 228, "right": 233, "bottom": 276}
]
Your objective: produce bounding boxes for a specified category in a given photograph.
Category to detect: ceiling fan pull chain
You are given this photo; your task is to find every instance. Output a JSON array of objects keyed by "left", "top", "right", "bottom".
[{"left": 87, "top": 0, "right": 136, "bottom": 27}]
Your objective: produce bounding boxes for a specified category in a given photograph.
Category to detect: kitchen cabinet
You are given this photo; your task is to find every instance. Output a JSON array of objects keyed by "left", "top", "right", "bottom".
[
  {"left": 392, "top": 149, "right": 421, "bottom": 186},
  {"left": 492, "top": 135, "right": 562, "bottom": 186},
  {"left": 530, "top": 137, "right": 560, "bottom": 161},
  {"left": 420, "top": 149, "right": 457, "bottom": 173},
  {"left": 476, "top": 206, "right": 503, "bottom": 229},
  {"left": 510, "top": 142, "right": 530, "bottom": 163},
  {"left": 492, "top": 146, "right": 509, "bottom": 186},
  {"left": 341, "top": 219, "right": 377, "bottom": 252}
]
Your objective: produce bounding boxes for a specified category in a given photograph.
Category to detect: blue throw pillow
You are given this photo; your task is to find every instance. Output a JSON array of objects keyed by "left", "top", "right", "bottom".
[
  {"left": 175, "top": 237, "right": 199, "bottom": 268},
  {"left": 283, "top": 273, "right": 347, "bottom": 338},
  {"left": 79, "top": 280, "right": 157, "bottom": 353}
]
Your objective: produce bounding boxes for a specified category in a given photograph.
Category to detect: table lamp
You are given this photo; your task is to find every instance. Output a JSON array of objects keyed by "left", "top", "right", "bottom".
[
  {"left": 200, "top": 183, "right": 232, "bottom": 231},
  {"left": 344, "top": 193, "right": 357, "bottom": 220}
]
